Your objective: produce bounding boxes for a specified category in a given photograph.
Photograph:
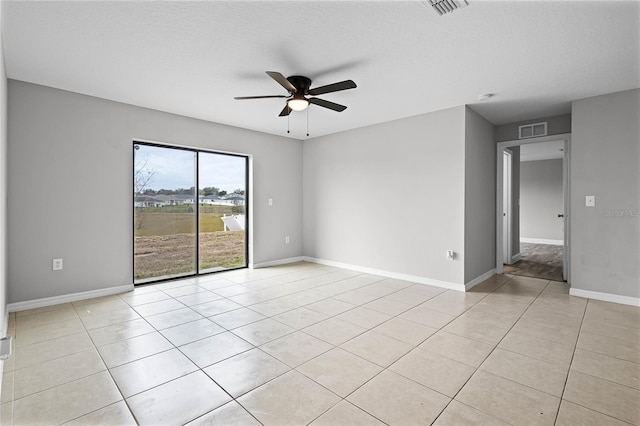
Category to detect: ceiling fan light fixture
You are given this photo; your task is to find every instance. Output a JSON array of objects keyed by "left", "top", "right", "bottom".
[{"left": 287, "top": 98, "right": 309, "bottom": 111}]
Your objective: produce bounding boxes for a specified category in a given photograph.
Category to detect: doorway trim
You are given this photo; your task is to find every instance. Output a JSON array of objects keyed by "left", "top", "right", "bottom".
[{"left": 496, "top": 133, "right": 572, "bottom": 282}]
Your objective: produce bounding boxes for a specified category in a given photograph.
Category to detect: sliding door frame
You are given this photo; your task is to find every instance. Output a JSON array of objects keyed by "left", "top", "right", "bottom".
[{"left": 133, "top": 140, "right": 250, "bottom": 284}]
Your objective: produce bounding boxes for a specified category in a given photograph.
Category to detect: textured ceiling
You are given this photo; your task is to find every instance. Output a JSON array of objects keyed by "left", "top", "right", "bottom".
[{"left": 2, "top": 1, "right": 639, "bottom": 140}]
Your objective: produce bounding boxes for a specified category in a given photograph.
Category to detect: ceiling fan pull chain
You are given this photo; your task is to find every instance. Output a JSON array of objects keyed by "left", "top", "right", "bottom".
[
  {"left": 287, "top": 114, "right": 290, "bottom": 134},
  {"left": 306, "top": 108, "right": 310, "bottom": 137}
]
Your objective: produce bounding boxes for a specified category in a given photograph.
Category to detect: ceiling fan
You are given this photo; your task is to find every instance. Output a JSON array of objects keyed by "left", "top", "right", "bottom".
[{"left": 234, "top": 71, "right": 357, "bottom": 117}]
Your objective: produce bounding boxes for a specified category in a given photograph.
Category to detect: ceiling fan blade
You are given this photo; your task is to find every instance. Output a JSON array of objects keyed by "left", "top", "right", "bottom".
[
  {"left": 308, "top": 80, "right": 357, "bottom": 96},
  {"left": 234, "top": 95, "right": 288, "bottom": 100},
  {"left": 279, "top": 104, "right": 292, "bottom": 117},
  {"left": 308, "top": 97, "right": 347, "bottom": 112},
  {"left": 266, "top": 71, "right": 297, "bottom": 93}
]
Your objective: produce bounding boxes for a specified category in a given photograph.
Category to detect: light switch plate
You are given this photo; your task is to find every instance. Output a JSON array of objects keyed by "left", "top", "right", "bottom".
[{"left": 585, "top": 195, "right": 595, "bottom": 207}]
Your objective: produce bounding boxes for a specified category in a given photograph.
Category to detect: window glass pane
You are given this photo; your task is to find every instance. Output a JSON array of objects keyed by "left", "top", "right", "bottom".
[
  {"left": 198, "top": 152, "right": 247, "bottom": 273},
  {"left": 134, "top": 144, "right": 197, "bottom": 283}
]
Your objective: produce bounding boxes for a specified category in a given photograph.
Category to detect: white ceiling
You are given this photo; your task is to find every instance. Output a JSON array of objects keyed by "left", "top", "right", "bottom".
[{"left": 2, "top": 1, "right": 639, "bottom": 140}]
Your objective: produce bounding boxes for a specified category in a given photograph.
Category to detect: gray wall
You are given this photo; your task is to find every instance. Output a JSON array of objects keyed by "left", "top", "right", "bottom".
[
  {"left": 0, "top": 9, "right": 7, "bottom": 331},
  {"left": 571, "top": 89, "right": 639, "bottom": 299},
  {"left": 303, "top": 107, "right": 467, "bottom": 285},
  {"left": 7, "top": 80, "right": 303, "bottom": 304},
  {"left": 495, "top": 113, "right": 571, "bottom": 143},
  {"left": 464, "top": 107, "right": 496, "bottom": 283},
  {"left": 520, "top": 159, "right": 564, "bottom": 242}
]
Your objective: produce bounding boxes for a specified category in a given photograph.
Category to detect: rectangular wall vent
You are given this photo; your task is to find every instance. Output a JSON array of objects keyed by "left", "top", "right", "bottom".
[
  {"left": 426, "top": 0, "right": 469, "bottom": 16},
  {"left": 519, "top": 122, "right": 548, "bottom": 139}
]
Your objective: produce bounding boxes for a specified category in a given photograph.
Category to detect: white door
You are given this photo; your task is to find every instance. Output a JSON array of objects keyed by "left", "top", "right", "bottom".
[{"left": 503, "top": 150, "right": 513, "bottom": 264}]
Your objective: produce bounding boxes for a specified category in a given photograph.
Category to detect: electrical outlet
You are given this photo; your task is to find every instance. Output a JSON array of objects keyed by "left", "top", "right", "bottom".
[
  {"left": 446, "top": 250, "right": 455, "bottom": 260},
  {"left": 285, "top": 236, "right": 290, "bottom": 244},
  {"left": 52, "top": 258, "right": 63, "bottom": 271},
  {"left": 268, "top": 198, "right": 273, "bottom": 206}
]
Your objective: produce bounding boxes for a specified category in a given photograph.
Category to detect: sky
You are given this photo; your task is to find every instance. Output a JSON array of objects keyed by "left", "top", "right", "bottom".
[{"left": 134, "top": 144, "right": 246, "bottom": 193}]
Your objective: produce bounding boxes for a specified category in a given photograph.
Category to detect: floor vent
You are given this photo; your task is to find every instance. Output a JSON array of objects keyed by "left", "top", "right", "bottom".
[{"left": 519, "top": 122, "right": 548, "bottom": 139}]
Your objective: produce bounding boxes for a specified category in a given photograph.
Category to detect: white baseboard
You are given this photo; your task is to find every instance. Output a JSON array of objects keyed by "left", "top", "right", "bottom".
[
  {"left": 521, "top": 238, "right": 564, "bottom": 246},
  {"left": 7, "top": 284, "right": 134, "bottom": 313},
  {"left": 504, "top": 253, "right": 521, "bottom": 265},
  {"left": 569, "top": 288, "right": 640, "bottom": 307},
  {"left": 302, "top": 256, "right": 466, "bottom": 292},
  {"left": 251, "top": 256, "right": 306, "bottom": 269},
  {"left": 465, "top": 269, "right": 496, "bottom": 291}
]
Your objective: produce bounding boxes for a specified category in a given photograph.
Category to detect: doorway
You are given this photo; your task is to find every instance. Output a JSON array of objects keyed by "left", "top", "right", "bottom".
[
  {"left": 502, "top": 149, "right": 513, "bottom": 264},
  {"left": 496, "top": 134, "right": 571, "bottom": 283},
  {"left": 133, "top": 142, "right": 249, "bottom": 284}
]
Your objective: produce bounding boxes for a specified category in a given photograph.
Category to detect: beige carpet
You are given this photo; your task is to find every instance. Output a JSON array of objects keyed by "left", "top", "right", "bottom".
[{"left": 504, "top": 242, "right": 564, "bottom": 281}]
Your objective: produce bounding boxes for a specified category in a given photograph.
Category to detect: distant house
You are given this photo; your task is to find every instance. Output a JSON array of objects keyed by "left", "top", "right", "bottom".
[
  {"left": 156, "top": 194, "right": 194, "bottom": 205},
  {"left": 201, "top": 194, "right": 246, "bottom": 206},
  {"left": 199, "top": 194, "right": 221, "bottom": 205},
  {"left": 134, "top": 195, "right": 165, "bottom": 208},
  {"left": 135, "top": 193, "right": 244, "bottom": 207},
  {"left": 223, "top": 195, "right": 245, "bottom": 206}
]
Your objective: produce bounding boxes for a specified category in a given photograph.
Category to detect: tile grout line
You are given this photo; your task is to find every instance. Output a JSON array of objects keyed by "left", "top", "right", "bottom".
[
  {"left": 555, "top": 299, "right": 640, "bottom": 424},
  {"left": 121, "top": 265, "right": 359, "bottom": 424},
  {"left": 191, "top": 266, "right": 371, "bottom": 425},
  {"left": 8, "top": 266, "right": 636, "bottom": 425},
  {"left": 302, "top": 277, "right": 514, "bottom": 425},
  {"left": 425, "top": 274, "right": 520, "bottom": 424},
  {"left": 222, "top": 271, "right": 498, "bottom": 424},
  {"left": 552, "top": 296, "right": 589, "bottom": 425},
  {"left": 217, "top": 271, "right": 449, "bottom": 425},
  {"left": 4, "top": 272, "right": 456, "bottom": 426},
  {"left": 73, "top": 297, "right": 141, "bottom": 426},
  {"left": 5, "top": 269, "right": 301, "bottom": 425},
  {"left": 3, "top": 269, "right": 499, "bottom": 425},
  {"left": 429, "top": 276, "right": 557, "bottom": 425},
  {"left": 124, "top": 291, "right": 256, "bottom": 423}
]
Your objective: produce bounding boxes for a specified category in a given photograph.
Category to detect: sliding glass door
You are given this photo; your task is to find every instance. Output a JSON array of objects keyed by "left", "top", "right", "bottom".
[
  {"left": 199, "top": 152, "right": 247, "bottom": 273},
  {"left": 133, "top": 142, "right": 248, "bottom": 284}
]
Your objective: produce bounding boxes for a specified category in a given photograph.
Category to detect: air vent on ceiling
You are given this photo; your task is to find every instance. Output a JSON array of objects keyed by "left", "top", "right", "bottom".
[
  {"left": 519, "top": 122, "right": 548, "bottom": 139},
  {"left": 427, "top": 0, "right": 469, "bottom": 16}
]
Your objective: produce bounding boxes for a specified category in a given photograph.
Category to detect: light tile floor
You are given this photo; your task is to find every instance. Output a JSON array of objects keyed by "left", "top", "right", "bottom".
[{"left": 1, "top": 262, "right": 639, "bottom": 425}]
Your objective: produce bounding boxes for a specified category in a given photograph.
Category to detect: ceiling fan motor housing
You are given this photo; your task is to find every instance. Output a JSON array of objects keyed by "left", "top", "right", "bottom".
[{"left": 287, "top": 76, "right": 312, "bottom": 94}]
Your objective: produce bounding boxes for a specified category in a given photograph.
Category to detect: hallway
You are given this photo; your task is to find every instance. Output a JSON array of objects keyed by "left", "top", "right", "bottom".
[{"left": 504, "top": 243, "right": 564, "bottom": 281}]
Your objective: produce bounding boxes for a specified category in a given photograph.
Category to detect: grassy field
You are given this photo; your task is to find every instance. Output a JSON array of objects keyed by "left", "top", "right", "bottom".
[
  {"left": 137, "top": 205, "right": 239, "bottom": 215},
  {"left": 135, "top": 212, "right": 225, "bottom": 236},
  {"left": 135, "top": 205, "right": 244, "bottom": 236},
  {"left": 134, "top": 206, "right": 246, "bottom": 280},
  {"left": 134, "top": 231, "right": 245, "bottom": 280}
]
